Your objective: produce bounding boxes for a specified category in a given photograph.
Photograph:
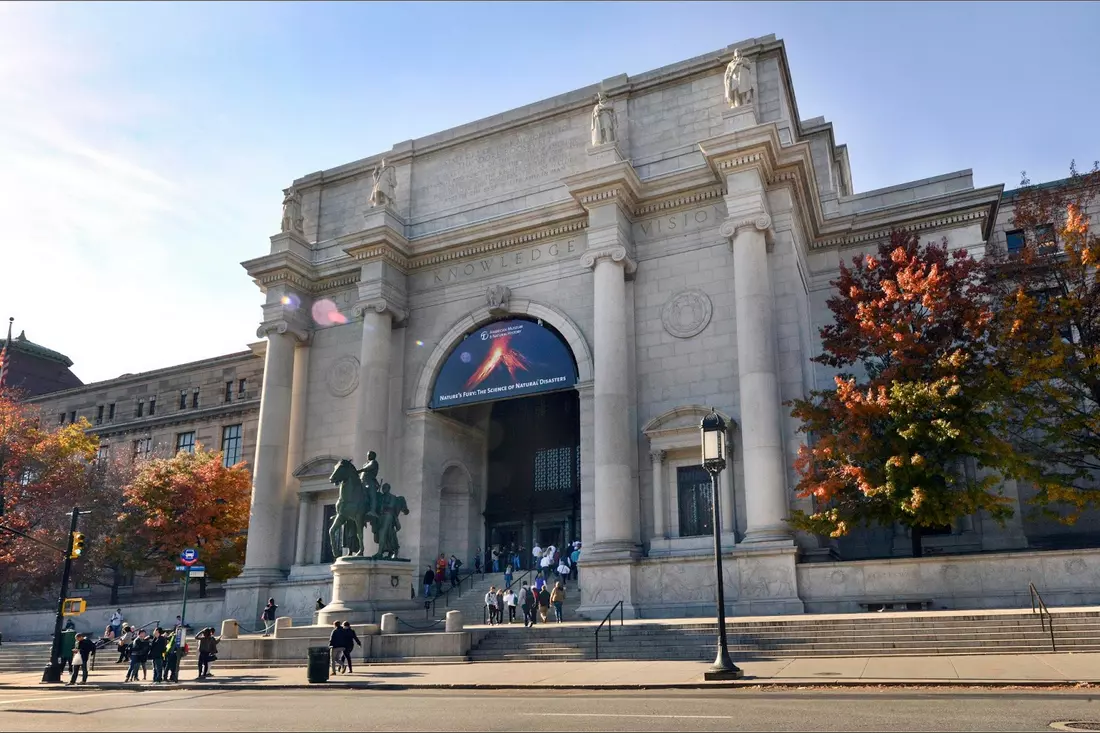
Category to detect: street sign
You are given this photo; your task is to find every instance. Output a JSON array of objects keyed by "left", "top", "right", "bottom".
[
  {"left": 176, "top": 564, "right": 205, "bottom": 573},
  {"left": 180, "top": 548, "right": 198, "bottom": 566},
  {"left": 189, "top": 570, "right": 206, "bottom": 578}
]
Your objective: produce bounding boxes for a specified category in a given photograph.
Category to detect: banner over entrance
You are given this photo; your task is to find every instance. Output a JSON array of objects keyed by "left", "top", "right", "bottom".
[{"left": 430, "top": 318, "right": 578, "bottom": 409}]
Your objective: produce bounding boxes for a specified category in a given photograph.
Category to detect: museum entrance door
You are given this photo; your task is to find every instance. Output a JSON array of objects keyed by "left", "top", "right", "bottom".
[{"left": 485, "top": 389, "right": 580, "bottom": 572}]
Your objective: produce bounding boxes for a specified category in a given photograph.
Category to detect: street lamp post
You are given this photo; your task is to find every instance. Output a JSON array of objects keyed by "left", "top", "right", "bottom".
[{"left": 700, "top": 408, "right": 743, "bottom": 680}]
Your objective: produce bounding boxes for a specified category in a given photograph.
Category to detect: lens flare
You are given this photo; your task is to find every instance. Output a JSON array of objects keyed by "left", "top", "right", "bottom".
[
  {"left": 415, "top": 340, "right": 424, "bottom": 347},
  {"left": 280, "top": 294, "right": 301, "bottom": 310},
  {"left": 311, "top": 298, "right": 348, "bottom": 327}
]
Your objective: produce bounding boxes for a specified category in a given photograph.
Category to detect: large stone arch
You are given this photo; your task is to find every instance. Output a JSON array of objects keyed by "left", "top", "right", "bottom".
[
  {"left": 411, "top": 298, "right": 593, "bottom": 411},
  {"left": 437, "top": 460, "right": 480, "bottom": 565}
]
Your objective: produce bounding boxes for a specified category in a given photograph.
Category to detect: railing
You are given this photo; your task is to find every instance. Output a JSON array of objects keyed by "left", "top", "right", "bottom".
[
  {"left": 593, "top": 600, "right": 624, "bottom": 661},
  {"left": 1028, "top": 582, "right": 1057, "bottom": 652},
  {"left": 480, "top": 569, "right": 534, "bottom": 625},
  {"left": 429, "top": 566, "right": 487, "bottom": 618}
]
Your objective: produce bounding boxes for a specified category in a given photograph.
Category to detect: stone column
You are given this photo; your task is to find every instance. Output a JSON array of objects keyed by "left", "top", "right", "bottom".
[
  {"left": 286, "top": 341, "right": 311, "bottom": 568},
  {"left": 293, "top": 496, "right": 310, "bottom": 566},
  {"left": 650, "top": 450, "right": 666, "bottom": 539},
  {"left": 241, "top": 321, "right": 305, "bottom": 579},
  {"left": 352, "top": 302, "right": 395, "bottom": 463},
  {"left": 583, "top": 247, "right": 636, "bottom": 552},
  {"left": 724, "top": 216, "right": 791, "bottom": 545}
]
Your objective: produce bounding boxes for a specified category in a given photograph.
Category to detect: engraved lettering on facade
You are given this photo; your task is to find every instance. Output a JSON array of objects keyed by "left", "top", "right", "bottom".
[
  {"left": 634, "top": 204, "right": 725, "bottom": 241},
  {"left": 422, "top": 239, "right": 578, "bottom": 289}
]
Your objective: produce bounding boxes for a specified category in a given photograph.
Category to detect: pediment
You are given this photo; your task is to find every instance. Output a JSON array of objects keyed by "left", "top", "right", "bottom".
[
  {"left": 293, "top": 455, "right": 345, "bottom": 479},
  {"left": 642, "top": 404, "right": 736, "bottom": 439}
]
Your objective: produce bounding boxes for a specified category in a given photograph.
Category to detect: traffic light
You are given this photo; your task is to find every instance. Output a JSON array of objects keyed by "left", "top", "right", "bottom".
[{"left": 70, "top": 532, "right": 85, "bottom": 559}]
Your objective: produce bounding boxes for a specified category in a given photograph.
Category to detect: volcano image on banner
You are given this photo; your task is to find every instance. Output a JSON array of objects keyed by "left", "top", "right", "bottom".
[{"left": 430, "top": 318, "right": 578, "bottom": 409}]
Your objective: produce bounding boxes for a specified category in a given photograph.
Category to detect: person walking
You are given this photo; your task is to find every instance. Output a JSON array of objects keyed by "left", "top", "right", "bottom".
[
  {"left": 519, "top": 582, "right": 536, "bottom": 628},
  {"left": 484, "top": 586, "right": 498, "bottom": 625},
  {"left": 474, "top": 547, "right": 482, "bottom": 575},
  {"left": 423, "top": 567, "right": 435, "bottom": 598},
  {"left": 550, "top": 581, "right": 566, "bottom": 623},
  {"left": 495, "top": 586, "right": 505, "bottom": 625},
  {"left": 328, "top": 621, "right": 349, "bottom": 674},
  {"left": 261, "top": 598, "right": 278, "bottom": 636},
  {"left": 197, "top": 628, "right": 219, "bottom": 679},
  {"left": 341, "top": 621, "right": 362, "bottom": 673},
  {"left": 503, "top": 564, "right": 513, "bottom": 590},
  {"left": 449, "top": 554, "right": 462, "bottom": 588},
  {"left": 538, "top": 583, "right": 551, "bottom": 624},
  {"left": 504, "top": 587, "right": 518, "bottom": 623},
  {"left": 149, "top": 628, "right": 167, "bottom": 682},
  {"left": 126, "top": 629, "right": 151, "bottom": 682},
  {"left": 164, "top": 629, "right": 181, "bottom": 683},
  {"left": 66, "top": 633, "right": 96, "bottom": 686}
]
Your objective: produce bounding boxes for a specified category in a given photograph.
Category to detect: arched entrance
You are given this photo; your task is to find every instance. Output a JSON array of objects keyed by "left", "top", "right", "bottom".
[{"left": 422, "top": 309, "right": 586, "bottom": 571}]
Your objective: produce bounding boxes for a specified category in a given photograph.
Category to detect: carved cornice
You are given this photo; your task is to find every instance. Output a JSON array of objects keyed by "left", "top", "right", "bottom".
[
  {"left": 344, "top": 242, "right": 412, "bottom": 271},
  {"left": 410, "top": 218, "right": 587, "bottom": 269},
  {"left": 813, "top": 209, "right": 989, "bottom": 251},
  {"left": 635, "top": 183, "right": 726, "bottom": 216},
  {"left": 256, "top": 319, "right": 311, "bottom": 344},
  {"left": 563, "top": 160, "right": 644, "bottom": 218},
  {"left": 580, "top": 245, "right": 637, "bottom": 274}
]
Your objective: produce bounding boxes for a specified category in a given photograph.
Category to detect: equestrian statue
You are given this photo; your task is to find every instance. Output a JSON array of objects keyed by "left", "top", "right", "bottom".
[{"left": 326, "top": 450, "right": 410, "bottom": 561}]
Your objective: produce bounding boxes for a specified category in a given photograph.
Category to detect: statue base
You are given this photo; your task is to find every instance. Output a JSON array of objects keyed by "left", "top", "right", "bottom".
[
  {"left": 317, "top": 557, "right": 420, "bottom": 625},
  {"left": 722, "top": 104, "right": 758, "bottom": 132}
]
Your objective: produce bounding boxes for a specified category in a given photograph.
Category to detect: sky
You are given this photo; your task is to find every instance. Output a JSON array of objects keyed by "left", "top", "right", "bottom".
[{"left": 1, "top": 1, "right": 1097, "bottom": 384}]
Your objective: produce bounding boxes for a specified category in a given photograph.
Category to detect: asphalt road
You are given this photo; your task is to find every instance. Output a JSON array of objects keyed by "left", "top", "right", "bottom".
[{"left": 0, "top": 688, "right": 1098, "bottom": 732}]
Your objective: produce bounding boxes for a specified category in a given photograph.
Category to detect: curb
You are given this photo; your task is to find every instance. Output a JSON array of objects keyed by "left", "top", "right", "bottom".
[{"left": 0, "top": 679, "right": 1094, "bottom": 692}]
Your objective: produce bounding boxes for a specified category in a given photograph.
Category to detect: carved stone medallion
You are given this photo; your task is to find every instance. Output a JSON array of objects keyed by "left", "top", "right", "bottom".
[
  {"left": 326, "top": 355, "right": 360, "bottom": 397},
  {"left": 661, "top": 289, "right": 713, "bottom": 339}
]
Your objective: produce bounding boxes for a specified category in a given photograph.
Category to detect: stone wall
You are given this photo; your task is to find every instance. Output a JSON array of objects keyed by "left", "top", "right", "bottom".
[{"left": 0, "top": 597, "right": 226, "bottom": 642}]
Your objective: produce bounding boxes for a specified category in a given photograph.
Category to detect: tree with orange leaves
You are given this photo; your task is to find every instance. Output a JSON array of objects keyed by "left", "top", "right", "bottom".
[
  {"left": 0, "top": 392, "right": 99, "bottom": 609},
  {"left": 985, "top": 161, "right": 1100, "bottom": 518},
  {"left": 789, "top": 230, "right": 1016, "bottom": 556},
  {"left": 116, "top": 447, "right": 251, "bottom": 589}
]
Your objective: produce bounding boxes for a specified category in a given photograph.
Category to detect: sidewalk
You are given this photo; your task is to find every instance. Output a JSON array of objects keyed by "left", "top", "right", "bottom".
[{"left": 0, "top": 652, "right": 1096, "bottom": 691}]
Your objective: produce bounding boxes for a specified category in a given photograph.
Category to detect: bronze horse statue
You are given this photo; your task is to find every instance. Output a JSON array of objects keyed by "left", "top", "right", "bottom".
[{"left": 327, "top": 458, "right": 377, "bottom": 557}]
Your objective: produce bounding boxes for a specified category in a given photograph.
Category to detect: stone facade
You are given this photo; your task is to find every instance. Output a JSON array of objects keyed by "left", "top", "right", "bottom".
[{"left": 219, "top": 33, "right": 1100, "bottom": 623}]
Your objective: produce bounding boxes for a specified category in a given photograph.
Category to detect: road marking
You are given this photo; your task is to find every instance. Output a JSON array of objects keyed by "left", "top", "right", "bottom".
[
  {"left": 518, "top": 712, "right": 734, "bottom": 720},
  {"left": 0, "top": 691, "right": 134, "bottom": 707}
]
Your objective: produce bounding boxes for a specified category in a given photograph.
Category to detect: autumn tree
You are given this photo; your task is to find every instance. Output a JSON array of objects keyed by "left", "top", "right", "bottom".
[
  {"left": 985, "top": 161, "right": 1100, "bottom": 517},
  {"left": 0, "top": 392, "right": 99, "bottom": 609},
  {"left": 789, "top": 230, "right": 1016, "bottom": 556},
  {"left": 117, "top": 447, "right": 251, "bottom": 595}
]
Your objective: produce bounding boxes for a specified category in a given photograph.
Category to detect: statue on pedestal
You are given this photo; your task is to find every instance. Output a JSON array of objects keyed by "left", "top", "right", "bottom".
[
  {"left": 369, "top": 159, "right": 397, "bottom": 208},
  {"left": 723, "top": 49, "right": 755, "bottom": 108},
  {"left": 281, "top": 188, "right": 304, "bottom": 235},
  {"left": 590, "top": 92, "right": 616, "bottom": 146}
]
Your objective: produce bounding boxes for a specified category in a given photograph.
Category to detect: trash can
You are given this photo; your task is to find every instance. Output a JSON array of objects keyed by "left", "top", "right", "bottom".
[
  {"left": 307, "top": 646, "right": 330, "bottom": 684},
  {"left": 60, "top": 630, "right": 76, "bottom": 668}
]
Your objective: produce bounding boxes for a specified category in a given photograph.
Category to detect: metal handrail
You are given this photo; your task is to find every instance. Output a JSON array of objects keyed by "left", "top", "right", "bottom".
[
  {"left": 593, "top": 600, "right": 624, "bottom": 661},
  {"left": 429, "top": 567, "right": 484, "bottom": 617},
  {"left": 1028, "top": 582, "right": 1057, "bottom": 652},
  {"left": 481, "top": 569, "right": 534, "bottom": 625}
]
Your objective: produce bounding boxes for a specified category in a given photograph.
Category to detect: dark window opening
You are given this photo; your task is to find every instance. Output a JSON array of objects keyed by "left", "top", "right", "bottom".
[{"left": 677, "top": 465, "right": 714, "bottom": 538}]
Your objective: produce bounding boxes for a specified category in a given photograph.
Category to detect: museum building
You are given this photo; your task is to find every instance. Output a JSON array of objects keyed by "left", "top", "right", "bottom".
[{"left": 222, "top": 34, "right": 1100, "bottom": 624}]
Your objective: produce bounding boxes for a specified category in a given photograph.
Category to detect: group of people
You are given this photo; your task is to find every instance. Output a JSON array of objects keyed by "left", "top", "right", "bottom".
[
  {"left": 326, "top": 620, "right": 363, "bottom": 674},
  {"left": 485, "top": 579, "right": 566, "bottom": 626},
  {"left": 63, "top": 607, "right": 218, "bottom": 686}
]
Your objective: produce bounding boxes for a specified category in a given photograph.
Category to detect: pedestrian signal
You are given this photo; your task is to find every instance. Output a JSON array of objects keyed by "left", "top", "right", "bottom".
[
  {"left": 70, "top": 532, "right": 85, "bottom": 559},
  {"left": 62, "top": 598, "right": 86, "bottom": 616}
]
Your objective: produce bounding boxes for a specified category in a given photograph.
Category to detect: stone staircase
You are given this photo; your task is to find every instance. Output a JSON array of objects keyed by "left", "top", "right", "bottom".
[
  {"left": 467, "top": 607, "right": 1100, "bottom": 662},
  {"left": 0, "top": 642, "right": 52, "bottom": 675}
]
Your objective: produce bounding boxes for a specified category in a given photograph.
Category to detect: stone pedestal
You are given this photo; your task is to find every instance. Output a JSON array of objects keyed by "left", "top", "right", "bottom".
[
  {"left": 728, "top": 545, "right": 804, "bottom": 615},
  {"left": 317, "top": 558, "right": 419, "bottom": 625},
  {"left": 380, "top": 613, "right": 398, "bottom": 635},
  {"left": 220, "top": 619, "right": 239, "bottom": 639},
  {"left": 722, "top": 104, "right": 758, "bottom": 132},
  {"left": 445, "top": 610, "right": 464, "bottom": 633}
]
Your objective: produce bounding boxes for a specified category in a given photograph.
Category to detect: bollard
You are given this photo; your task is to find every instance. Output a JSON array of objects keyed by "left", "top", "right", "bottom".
[
  {"left": 220, "top": 619, "right": 239, "bottom": 640},
  {"left": 274, "top": 616, "right": 292, "bottom": 638},
  {"left": 445, "top": 610, "right": 464, "bottom": 633},
  {"left": 380, "top": 613, "right": 398, "bottom": 635}
]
